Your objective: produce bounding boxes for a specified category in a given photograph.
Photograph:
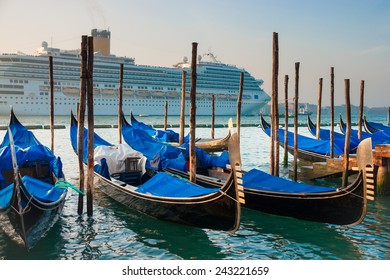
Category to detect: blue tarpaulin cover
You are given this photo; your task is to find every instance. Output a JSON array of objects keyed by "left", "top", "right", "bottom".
[
  {"left": 131, "top": 115, "right": 190, "bottom": 143},
  {"left": 21, "top": 176, "right": 67, "bottom": 202},
  {"left": 122, "top": 123, "right": 229, "bottom": 172},
  {"left": 0, "top": 184, "right": 13, "bottom": 208},
  {"left": 263, "top": 127, "right": 348, "bottom": 155},
  {"left": 135, "top": 172, "right": 218, "bottom": 197},
  {"left": 243, "top": 169, "right": 337, "bottom": 193}
]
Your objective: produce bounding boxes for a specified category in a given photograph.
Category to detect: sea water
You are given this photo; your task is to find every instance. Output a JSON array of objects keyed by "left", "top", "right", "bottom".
[{"left": 0, "top": 114, "right": 389, "bottom": 260}]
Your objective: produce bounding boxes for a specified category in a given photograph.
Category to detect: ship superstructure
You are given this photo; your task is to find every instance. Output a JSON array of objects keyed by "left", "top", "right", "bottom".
[{"left": 0, "top": 29, "right": 270, "bottom": 116}]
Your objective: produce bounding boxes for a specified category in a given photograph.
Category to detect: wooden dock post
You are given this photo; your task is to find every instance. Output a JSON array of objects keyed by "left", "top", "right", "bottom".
[
  {"left": 358, "top": 80, "right": 364, "bottom": 140},
  {"left": 316, "top": 78, "right": 323, "bottom": 140},
  {"left": 330, "top": 67, "right": 335, "bottom": 158},
  {"left": 237, "top": 72, "right": 244, "bottom": 144},
  {"left": 283, "top": 75, "right": 289, "bottom": 167},
  {"left": 211, "top": 95, "right": 215, "bottom": 139},
  {"left": 86, "top": 36, "right": 94, "bottom": 216},
  {"left": 270, "top": 32, "right": 278, "bottom": 176},
  {"left": 49, "top": 56, "right": 54, "bottom": 153},
  {"left": 164, "top": 101, "right": 168, "bottom": 130},
  {"left": 118, "top": 63, "right": 123, "bottom": 144},
  {"left": 342, "top": 79, "right": 351, "bottom": 187},
  {"left": 293, "top": 62, "right": 300, "bottom": 181},
  {"left": 179, "top": 71, "right": 186, "bottom": 145},
  {"left": 118, "top": 64, "right": 124, "bottom": 144},
  {"left": 77, "top": 35, "right": 88, "bottom": 215},
  {"left": 189, "top": 42, "right": 198, "bottom": 183}
]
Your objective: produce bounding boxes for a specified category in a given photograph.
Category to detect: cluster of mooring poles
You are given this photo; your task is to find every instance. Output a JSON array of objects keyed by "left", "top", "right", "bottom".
[{"left": 268, "top": 32, "right": 369, "bottom": 187}]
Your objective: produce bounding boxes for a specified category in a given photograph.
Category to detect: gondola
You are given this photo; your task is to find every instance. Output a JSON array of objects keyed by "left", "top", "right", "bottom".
[
  {"left": 70, "top": 111, "right": 243, "bottom": 232},
  {"left": 0, "top": 108, "right": 68, "bottom": 251},
  {"left": 121, "top": 111, "right": 230, "bottom": 175},
  {"left": 363, "top": 115, "right": 390, "bottom": 134},
  {"left": 259, "top": 114, "right": 346, "bottom": 162},
  {"left": 339, "top": 114, "right": 390, "bottom": 147},
  {"left": 165, "top": 137, "right": 373, "bottom": 226},
  {"left": 307, "top": 115, "right": 361, "bottom": 148},
  {"left": 130, "top": 112, "right": 231, "bottom": 153}
]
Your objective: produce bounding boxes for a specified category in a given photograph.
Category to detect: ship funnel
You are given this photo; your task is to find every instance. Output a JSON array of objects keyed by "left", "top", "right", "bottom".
[{"left": 91, "top": 29, "right": 111, "bottom": 56}]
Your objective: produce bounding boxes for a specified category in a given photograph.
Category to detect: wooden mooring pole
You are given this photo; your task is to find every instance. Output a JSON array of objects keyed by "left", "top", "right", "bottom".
[
  {"left": 86, "top": 36, "right": 94, "bottom": 216},
  {"left": 316, "top": 78, "right": 323, "bottom": 140},
  {"left": 77, "top": 35, "right": 88, "bottom": 215},
  {"left": 330, "top": 67, "right": 335, "bottom": 158},
  {"left": 211, "top": 95, "right": 215, "bottom": 139},
  {"left": 237, "top": 72, "right": 244, "bottom": 144},
  {"left": 270, "top": 32, "right": 278, "bottom": 176},
  {"left": 358, "top": 80, "right": 364, "bottom": 140},
  {"left": 49, "top": 56, "right": 54, "bottom": 153},
  {"left": 189, "top": 42, "right": 198, "bottom": 183},
  {"left": 179, "top": 71, "right": 186, "bottom": 145},
  {"left": 293, "top": 62, "right": 300, "bottom": 182},
  {"left": 283, "top": 75, "right": 289, "bottom": 167},
  {"left": 342, "top": 79, "right": 351, "bottom": 187},
  {"left": 164, "top": 101, "right": 168, "bottom": 130},
  {"left": 118, "top": 63, "right": 124, "bottom": 144}
]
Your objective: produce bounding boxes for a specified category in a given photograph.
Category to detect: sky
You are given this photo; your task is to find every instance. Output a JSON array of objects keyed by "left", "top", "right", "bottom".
[{"left": 0, "top": 0, "right": 389, "bottom": 108}]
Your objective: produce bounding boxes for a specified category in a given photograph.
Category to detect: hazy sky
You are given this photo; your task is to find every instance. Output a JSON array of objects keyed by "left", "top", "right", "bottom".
[{"left": 1, "top": 0, "right": 389, "bottom": 107}]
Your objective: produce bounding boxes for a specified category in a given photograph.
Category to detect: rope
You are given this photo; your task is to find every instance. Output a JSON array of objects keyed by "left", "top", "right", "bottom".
[{"left": 55, "top": 179, "right": 86, "bottom": 196}]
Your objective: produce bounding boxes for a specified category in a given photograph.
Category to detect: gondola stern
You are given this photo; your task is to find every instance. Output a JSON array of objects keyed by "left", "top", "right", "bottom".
[
  {"left": 70, "top": 109, "right": 78, "bottom": 127},
  {"left": 120, "top": 109, "right": 131, "bottom": 127},
  {"left": 259, "top": 113, "right": 270, "bottom": 132},
  {"left": 9, "top": 106, "right": 23, "bottom": 127}
]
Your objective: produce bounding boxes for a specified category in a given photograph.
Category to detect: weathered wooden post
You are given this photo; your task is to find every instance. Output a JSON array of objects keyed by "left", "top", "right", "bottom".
[
  {"left": 330, "top": 67, "right": 335, "bottom": 158},
  {"left": 237, "top": 72, "right": 244, "bottom": 144},
  {"left": 77, "top": 35, "right": 88, "bottom": 215},
  {"left": 189, "top": 42, "right": 198, "bottom": 183},
  {"left": 283, "top": 75, "right": 289, "bottom": 167},
  {"left": 342, "top": 79, "right": 351, "bottom": 187},
  {"left": 118, "top": 63, "right": 124, "bottom": 144},
  {"left": 270, "top": 32, "right": 278, "bottom": 175},
  {"left": 358, "top": 80, "right": 364, "bottom": 140},
  {"left": 164, "top": 100, "right": 168, "bottom": 130},
  {"left": 211, "top": 94, "right": 215, "bottom": 139},
  {"left": 86, "top": 36, "right": 94, "bottom": 216},
  {"left": 316, "top": 78, "right": 323, "bottom": 140},
  {"left": 274, "top": 71, "right": 280, "bottom": 177},
  {"left": 49, "top": 56, "right": 54, "bottom": 153},
  {"left": 293, "top": 62, "right": 300, "bottom": 182},
  {"left": 179, "top": 71, "right": 186, "bottom": 145}
]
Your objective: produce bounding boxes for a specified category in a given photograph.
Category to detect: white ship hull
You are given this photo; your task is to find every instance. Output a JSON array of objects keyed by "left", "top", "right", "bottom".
[{"left": 0, "top": 84, "right": 267, "bottom": 116}]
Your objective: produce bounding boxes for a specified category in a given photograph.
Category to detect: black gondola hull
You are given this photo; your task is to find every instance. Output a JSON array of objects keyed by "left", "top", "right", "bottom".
[
  {"left": 163, "top": 168, "right": 367, "bottom": 226},
  {"left": 94, "top": 173, "right": 240, "bottom": 231},
  {"left": 243, "top": 173, "right": 366, "bottom": 225},
  {"left": 0, "top": 184, "right": 66, "bottom": 251}
]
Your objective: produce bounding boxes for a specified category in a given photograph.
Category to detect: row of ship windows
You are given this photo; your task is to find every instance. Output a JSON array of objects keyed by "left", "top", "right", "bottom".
[
  {"left": 41, "top": 80, "right": 180, "bottom": 91},
  {"left": 0, "top": 96, "right": 236, "bottom": 104},
  {"left": 8, "top": 73, "right": 256, "bottom": 91},
  {"left": 8, "top": 101, "right": 235, "bottom": 107},
  {"left": 9, "top": 79, "right": 28, "bottom": 84}
]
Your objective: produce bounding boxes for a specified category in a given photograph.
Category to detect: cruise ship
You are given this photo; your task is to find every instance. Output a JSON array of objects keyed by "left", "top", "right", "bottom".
[{"left": 0, "top": 29, "right": 270, "bottom": 116}]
